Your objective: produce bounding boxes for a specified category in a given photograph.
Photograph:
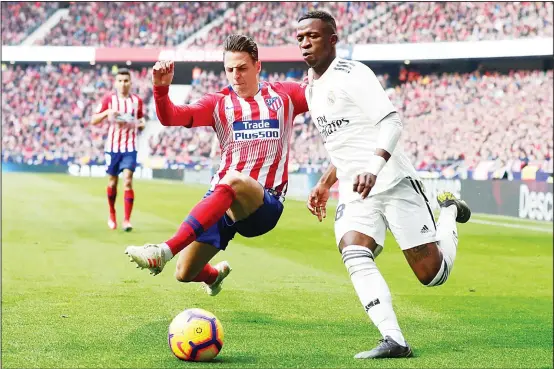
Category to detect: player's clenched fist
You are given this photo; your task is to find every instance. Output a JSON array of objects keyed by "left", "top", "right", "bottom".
[
  {"left": 307, "top": 183, "right": 330, "bottom": 222},
  {"left": 353, "top": 172, "right": 377, "bottom": 199},
  {"left": 152, "top": 60, "right": 175, "bottom": 86}
]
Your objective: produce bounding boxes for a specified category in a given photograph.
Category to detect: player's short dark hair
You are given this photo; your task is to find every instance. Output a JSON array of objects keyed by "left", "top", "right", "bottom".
[
  {"left": 223, "top": 34, "right": 259, "bottom": 63},
  {"left": 298, "top": 10, "right": 338, "bottom": 35},
  {"left": 116, "top": 68, "right": 131, "bottom": 78}
]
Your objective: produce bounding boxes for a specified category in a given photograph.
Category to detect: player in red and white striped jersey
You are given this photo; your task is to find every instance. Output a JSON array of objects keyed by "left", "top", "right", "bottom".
[
  {"left": 125, "top": 35, "right": 308, "bottom": 296},
  {"left": 91, "top": 68, "right": 145, "bottom": 232}
]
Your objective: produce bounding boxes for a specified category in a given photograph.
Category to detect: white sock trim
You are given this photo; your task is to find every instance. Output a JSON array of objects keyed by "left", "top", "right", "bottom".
[
  {"left": 160, "top": 242, "right": 173, "bottom": 262},
  {"left": 341, "top": 245, "right": 375, "bottom": 277},
  {"left": 426, "top": 257, "right": 450, "bottom": 287}
]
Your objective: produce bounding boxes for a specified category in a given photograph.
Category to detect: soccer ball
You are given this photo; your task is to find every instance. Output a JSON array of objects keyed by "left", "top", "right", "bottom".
[{"left": 168, "top": 308, "right": 224, "bottom": 361}]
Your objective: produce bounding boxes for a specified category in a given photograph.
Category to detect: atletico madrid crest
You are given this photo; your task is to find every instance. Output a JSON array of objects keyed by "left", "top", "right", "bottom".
[{"left": 265, "top": 97, "right": 282, "bottom": 111}]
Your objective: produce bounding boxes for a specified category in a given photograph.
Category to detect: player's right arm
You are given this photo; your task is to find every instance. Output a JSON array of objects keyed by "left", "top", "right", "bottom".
[
  {"left": 153, "top": 60, "right": 216, "bottom": 128},
  {"left": 307, "top": 163, "right": 337, "bottom": 222},
  {"left": 90, "top": 96, "right": 119, "bottom": 125}
]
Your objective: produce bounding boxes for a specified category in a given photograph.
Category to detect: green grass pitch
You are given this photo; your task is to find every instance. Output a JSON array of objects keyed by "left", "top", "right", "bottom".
[{"left": 2, "top": 173, "right": 552, "bottom": 368}]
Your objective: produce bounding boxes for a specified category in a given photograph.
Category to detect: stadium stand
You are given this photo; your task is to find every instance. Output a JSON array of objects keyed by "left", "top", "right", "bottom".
[
  {"left": 34, "top": 2, "right": 229, "bottom": 47},
  {"left": 2, "top": 2, "right": 552, "bottom": 179},
  {"left": 7, "top": 2, "right": 552, "bottom": 47},
  {"left": 1, "top": 1, "right": 59, "bottom": 45},
  {"left": 350, "top": 2, "right": 553, "bottom": 44},
  {"left": 188, "top": 1, "right": 388, "bottom": 47},
  {"left": 2, "top": 60, "right": 551, "bottom": 178},
  {"left": 391, "top": 69, "right": 553, "bottom": 175},
  {"left": 188, "top": 1, "right": 553, "bottom": 47}
]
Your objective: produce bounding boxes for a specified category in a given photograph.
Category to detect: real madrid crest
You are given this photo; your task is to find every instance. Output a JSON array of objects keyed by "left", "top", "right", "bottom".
[{"left": 327, "top": 91, "right": 336, "bottom": 105}]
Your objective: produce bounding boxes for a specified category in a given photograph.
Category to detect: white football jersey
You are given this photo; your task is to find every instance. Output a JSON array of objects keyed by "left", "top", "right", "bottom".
[{"left": 306, "top": 57, "right": 418, "bottom": 203}]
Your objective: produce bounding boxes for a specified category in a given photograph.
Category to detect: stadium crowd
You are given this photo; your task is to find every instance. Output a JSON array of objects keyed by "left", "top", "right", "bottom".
[
  {"left": 34, "top": 2, "right": 229, "bottom": 47},
  {"left": 350, "top": 2, "right": 553, "bottom": 44},
  {"left": 2, "top": 61, "right": 551, "bottom": 177},
  {"left": 3, "top": 62, "right": 552, "bottom": 177},
  {"left": 3, "top": 2, "right": 552, "bottom": 47},
  {"left": 2, "top": 63, "right": 153, "bottom": 165},
  {"left": 192, "top": 1, "right": 553, "bottom": 46},
  {"left": 1, "top": 1, "right": 59, "bottom": 45},
  {"left": 391, "top": 69, "right": 553, "bottom": 175},
  {"left": 188, "top": 1, "right": 388, "bottom": 47}
]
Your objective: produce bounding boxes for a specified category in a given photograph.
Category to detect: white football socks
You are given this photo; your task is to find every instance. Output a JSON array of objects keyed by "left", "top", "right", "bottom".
[
  {"left": 342, "top": 245, "right": 406, "bottom": 346},
  {"left": 427, "top": 205, "right": 458, "bottom": 287}
]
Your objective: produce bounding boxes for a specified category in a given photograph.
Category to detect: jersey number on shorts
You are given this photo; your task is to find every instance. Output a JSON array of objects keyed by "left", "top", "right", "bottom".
[{"left": 335, "top": 203, "right": 345, "bottom": 221}]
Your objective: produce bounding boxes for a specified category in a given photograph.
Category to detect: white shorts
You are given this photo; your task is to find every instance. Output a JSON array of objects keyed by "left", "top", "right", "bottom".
[{"left": 334, "top": 177, "right": 438, "bottom": 251}]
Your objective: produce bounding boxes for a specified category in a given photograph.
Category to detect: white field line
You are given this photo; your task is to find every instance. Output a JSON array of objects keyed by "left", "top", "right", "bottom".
[{"left": 468, "top": 218, "right": 552, "bottom": 233}]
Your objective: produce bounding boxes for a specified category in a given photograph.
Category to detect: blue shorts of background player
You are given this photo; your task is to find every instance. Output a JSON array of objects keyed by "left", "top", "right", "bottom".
[
  {"left": 196, "top": 188, "right": 284, "bottom": 250},
  {"left": 105, "top": 151, "right": 137, "bottom": 176}
]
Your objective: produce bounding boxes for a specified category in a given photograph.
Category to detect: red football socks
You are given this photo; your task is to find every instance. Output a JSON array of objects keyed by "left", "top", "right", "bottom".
[
  {"left": 165, "top": 184, "right": 236, "bottom": 256},
  {"left": 107, "top": 186, "right": 117, "bottom": 215},
  {"left": 124, "top": 189, "right": 134, "bottom": 221},
  {"left": 192, "top": 264, "right": 219, "bottom": 284}
]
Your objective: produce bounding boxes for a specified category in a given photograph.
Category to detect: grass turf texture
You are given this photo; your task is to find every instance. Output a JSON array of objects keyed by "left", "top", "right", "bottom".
[{"left": 2, "top": 173, "right": 553, "bottom": 368}]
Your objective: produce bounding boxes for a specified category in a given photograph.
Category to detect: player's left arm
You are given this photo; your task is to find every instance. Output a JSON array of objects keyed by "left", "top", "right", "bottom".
[{"left": 348, "top": 65, "right": 402, "bottom": 198}]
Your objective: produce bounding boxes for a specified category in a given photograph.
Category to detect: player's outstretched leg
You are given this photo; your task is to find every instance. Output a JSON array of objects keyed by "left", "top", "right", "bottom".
[
  {"left": 125, "top": 171, "right": 264, "bottom": 276},
  {"left": 124, "top": 183, "right": 236, "bottom": 274},
  {"left": 339, "top": 231, "right": 412, "bottom": 359},
  {"left": 425, "top": 192, "right": 471, "bottom": 287}
]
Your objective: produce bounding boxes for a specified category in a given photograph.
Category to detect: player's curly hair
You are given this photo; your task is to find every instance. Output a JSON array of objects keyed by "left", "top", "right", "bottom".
[
  {"left": 223, "top": 34, "right": 259, "bottom": 63},
  {"left": 298, "top": 10, "right": 338, "bottom": 35}
]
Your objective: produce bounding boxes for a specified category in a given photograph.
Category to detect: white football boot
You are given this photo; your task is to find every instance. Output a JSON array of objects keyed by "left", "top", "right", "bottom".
[
  {"left": 204, "top": 261, "right": 232, "bottom": 296},
  {"left": 108, "top": 214, "right": 117, "bottom": 230},
  {"left": 122, "top": 220, "right": 133, "bottom": 232},
  {"left": 125, "top": 244, "right": 167, "bottom": 276}
]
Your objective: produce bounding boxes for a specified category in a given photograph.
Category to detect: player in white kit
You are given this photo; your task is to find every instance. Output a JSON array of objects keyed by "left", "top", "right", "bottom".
[{"left": 296, "top": 11, "right": 472, "bottom": 359}]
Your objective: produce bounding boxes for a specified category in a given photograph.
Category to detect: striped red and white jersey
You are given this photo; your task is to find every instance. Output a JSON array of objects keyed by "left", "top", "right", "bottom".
[
  {"left": 154, "top": 81, "right": 308, "bottom": 196},
  {"left": 96, "top": 92, "right": 144, "bottom": 153}
]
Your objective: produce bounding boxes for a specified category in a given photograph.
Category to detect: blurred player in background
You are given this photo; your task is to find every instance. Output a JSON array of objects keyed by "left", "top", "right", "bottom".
[
  {"left": 296, "top": 11, "right": 472, "bottom": 359},
  {"left": 91, "top": 68, "right": 145, "bottom": 232},
  {"left": 125, "top": 35, "right": 308, "bottom": 296}
]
